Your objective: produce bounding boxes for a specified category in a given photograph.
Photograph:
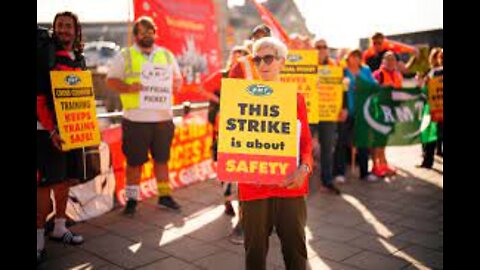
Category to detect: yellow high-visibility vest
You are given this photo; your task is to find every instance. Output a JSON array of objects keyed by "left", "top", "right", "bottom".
[{"left": 120, "top": 46, "right": 173, "bottom": 110}]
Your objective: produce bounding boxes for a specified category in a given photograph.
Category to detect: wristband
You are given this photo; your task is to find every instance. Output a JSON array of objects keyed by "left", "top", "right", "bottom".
[{"left": 300, "top": 163, "right": 311, "bottom": 174}]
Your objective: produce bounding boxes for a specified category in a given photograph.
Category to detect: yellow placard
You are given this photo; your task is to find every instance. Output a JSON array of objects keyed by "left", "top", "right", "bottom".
[
  {"left": 218, "top": 79, "right": 297, "bottom": 156},
  {"left": 50, "top": 71, "right": 101, "bottom": 151},
  {"left": 427, "top": 75, "right": 443, "bottom": 122},
  {"left": 216, "top": 79, "right": 298, "bottom": 184},
  {"left": 318, "top": 66, "right": 344, "bottom": 122},
  {"left": 280, "top": 50, "right": 319, "bottom": 124}
]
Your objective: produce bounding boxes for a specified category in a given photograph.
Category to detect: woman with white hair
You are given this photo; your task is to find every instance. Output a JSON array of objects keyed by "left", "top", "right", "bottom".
[{"left": 238, "top": 36, "right": 313, "bottom": 270}]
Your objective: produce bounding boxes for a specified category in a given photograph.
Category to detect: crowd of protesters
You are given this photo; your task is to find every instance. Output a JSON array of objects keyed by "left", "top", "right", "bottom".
[
  {"left": 37, "top": 11, "right": 443, "bottom": 269},
  {"left": 206, "top": 30, "right": 443, "bottom": 194},
  {"left": 199, "top": 27, "right": 443, "bottom": 269}
]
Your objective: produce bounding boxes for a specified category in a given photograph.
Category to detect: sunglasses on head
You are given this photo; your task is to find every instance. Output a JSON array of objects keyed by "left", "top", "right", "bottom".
[{"left": 253, "top": 54, "right": 277, "bottom": 66}]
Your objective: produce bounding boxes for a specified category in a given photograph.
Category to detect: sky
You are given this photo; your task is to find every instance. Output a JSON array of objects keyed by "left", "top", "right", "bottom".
[{"left": 37, "top": 0, "right": 443, "bottom": 48}]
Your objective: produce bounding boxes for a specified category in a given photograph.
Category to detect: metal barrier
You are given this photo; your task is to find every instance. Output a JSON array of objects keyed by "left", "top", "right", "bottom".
[{"left": 96, "top": 101, "right": 210, "bottom": 119}]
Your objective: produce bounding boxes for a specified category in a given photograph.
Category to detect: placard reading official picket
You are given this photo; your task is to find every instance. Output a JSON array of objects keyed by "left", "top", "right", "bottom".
[
  {"left": 50, "top": 71, "right": 101, "bottom": 151},
  {"left": 318, "top": 66, "right": 344, "bottom": 122},
  {"left": 139, "top": 62, "right": 173, "bottom": 110},
  {"left": 280, "top": 50, "right": 319, "bottom": 124},
  {"left": 427, "top": 75, "right": 443, "bottom": 122},
  {"left": 217, "top": 79, "right": 298, "bottom": 184}
]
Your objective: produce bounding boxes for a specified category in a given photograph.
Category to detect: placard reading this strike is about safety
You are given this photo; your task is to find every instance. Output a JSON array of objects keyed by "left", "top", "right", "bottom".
[
  {"left": 50, "top": 70, "right": 101, "bottom": 151},
  {"left": 217, "top": 78, "right": 298, "bottom": 185}
]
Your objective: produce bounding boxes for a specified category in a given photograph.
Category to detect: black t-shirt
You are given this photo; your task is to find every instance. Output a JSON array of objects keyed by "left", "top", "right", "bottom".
[
  {"left": 37, "top": 27, "right": 55, "bottom": 97},
  {"left": 365, "top": 50, "right": 387, "bottom": 72}
]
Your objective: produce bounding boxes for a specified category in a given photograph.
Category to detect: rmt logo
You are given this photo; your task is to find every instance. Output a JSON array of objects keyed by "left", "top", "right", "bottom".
[
  {"left": 65, "top": 74, "right": 81, "bottom": 86},
  {"left": 246, "top": 84, "right": 273, "bottom": 97},
  {"left": 287, "top": 54, "right": 302, "bottom": 63}
]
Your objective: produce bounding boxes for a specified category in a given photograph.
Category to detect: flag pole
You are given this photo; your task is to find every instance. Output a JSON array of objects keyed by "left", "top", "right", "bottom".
[{"left": 127, "top": 0, "right": 133, "bottom": 46}]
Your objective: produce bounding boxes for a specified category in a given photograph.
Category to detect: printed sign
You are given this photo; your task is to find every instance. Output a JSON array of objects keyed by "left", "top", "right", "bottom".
[
  {"left": 427, "top": 75, "right": 443, "bottom": 122},
  {"left": 139, "top": 62, "right": 173, "bottom": 109},
  {"left": 217, "top": 79, "right": 298, "bottom": 184},
  {"left": 50, "top": 70, "right": 101, "bottom": 150},
  {"left": 318, "top": 66, "right": 344, "bottom": 122},
  {"left": 281, "top": 50, "right": 319, "bottom": 123}
]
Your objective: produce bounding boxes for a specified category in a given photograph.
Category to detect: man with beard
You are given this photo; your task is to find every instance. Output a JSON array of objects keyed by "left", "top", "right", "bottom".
[
  {"left": 37, "top": 11, "right": 86, "bottom": 264},
  {"left": 107, "top": 16, "right": 183, "bottom": 215}
]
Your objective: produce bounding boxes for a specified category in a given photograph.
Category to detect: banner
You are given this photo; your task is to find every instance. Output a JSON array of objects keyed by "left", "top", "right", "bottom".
[
  {"left": 427, "top": 75, "right": 443, "bottom": 122},
  {"left": 134, "top": 0, "right": 222, "bottom": 103},
  {"left": 354, "top": 78, "right": 437, "bottom": 147},
  {"left": 168, "top": 109, "right": 217, "bottom": 189},
  {"left": 50, "top": 71, "right": 101, "bottom": 150},
  {"left": 317, "top": 66, "right": 344, "bottom": 122},
  {"left": 102, "top": 109, "right": 216, "bottom": 206},
  {"left": 280, "top": 50, "right": 319, "bottom": 124},
  {"left": 217, "top": 79, "right": 298, "bottom": 184}
]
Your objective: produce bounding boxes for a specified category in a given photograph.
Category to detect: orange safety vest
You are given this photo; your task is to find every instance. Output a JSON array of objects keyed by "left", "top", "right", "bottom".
[
  {"left": 378, "top": 67, "right": 403, "bottom": 88},
  {"left": 239, "top": 55, "right": 260, "bottom": 80}
]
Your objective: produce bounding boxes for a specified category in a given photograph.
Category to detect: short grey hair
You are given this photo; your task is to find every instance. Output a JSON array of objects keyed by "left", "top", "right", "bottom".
[{"left": 252, "top": 37, "right": 288, "bottom": 59}]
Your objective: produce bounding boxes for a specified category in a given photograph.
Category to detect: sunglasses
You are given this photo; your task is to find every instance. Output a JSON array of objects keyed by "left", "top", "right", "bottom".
[
  {"left": 253, "top": 54, "right": 277, "bottom": 66},
  {"left": 316, "top": 45, "right": 328, "bottom": 50}
]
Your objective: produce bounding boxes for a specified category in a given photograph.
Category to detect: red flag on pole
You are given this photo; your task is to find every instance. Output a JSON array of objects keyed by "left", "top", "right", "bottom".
[{"left": 251, "top": 0, "right": 290, "bottom": 44}]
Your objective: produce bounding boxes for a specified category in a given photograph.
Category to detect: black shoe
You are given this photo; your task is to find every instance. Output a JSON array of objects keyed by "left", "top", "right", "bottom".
[
  {"left": 123, "top": 199, "right": 137, "bottom": 216},
  {"left": 229, "top": 223, "right": 244, "bottom": 245},
  {"left": 416, "top": 163, "right": 432, "bottom": 169},
  {"left": 37, "top": 249, "right": 46, "bottom": 264},
  {"left": 158, "top": 196, "right": 181, "bottom": 211},
  {"left": 50, "top": 231, "right": 84, "bottom": 245},
  {"left": 322, "top": 183, "right": 341, "bottom": 195},
  {"left": 224, "top": 201, "right": 235, "bottom": 216}
]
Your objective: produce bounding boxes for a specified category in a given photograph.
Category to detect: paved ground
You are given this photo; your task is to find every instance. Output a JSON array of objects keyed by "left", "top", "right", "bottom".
[{"left": 39, "top": 145, "right": 443, "bottom": 270}]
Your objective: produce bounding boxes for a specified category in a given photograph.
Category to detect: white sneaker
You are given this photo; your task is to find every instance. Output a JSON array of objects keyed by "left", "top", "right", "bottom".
[
  {"left": 334, "top": 175, "right": 346, "bottom": 184},
  {"left": 362, "top": 174, "right": 380, "bottom": 182}
]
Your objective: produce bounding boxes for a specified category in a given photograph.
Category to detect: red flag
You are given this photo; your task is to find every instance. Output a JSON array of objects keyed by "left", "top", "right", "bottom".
[{"left": 252, "top": 0, "right": 290, "bottom": 44}]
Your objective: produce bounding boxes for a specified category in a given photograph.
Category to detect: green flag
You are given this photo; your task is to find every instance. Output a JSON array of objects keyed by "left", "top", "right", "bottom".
[{"left": 354, "top": 78, "right": 437, "bottom": 148}]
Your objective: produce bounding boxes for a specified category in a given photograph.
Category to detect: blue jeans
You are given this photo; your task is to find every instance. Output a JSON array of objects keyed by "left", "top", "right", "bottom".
[{"left": 317, "top": 122, "right": 337, "bottom": 185}]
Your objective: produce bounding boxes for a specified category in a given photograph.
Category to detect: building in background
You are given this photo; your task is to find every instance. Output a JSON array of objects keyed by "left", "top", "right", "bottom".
[
  {"left": 359, "top": 29, "right": 443, "bottom": 51},
  {"left": 37, "top": 0, "right": 313, "bottom": 109},
  {"left": 38, "top": 0, "right": 311, "bottom": 66},
  {"left": 229, "top": 0, "right": 312, "bottom": 46}
]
